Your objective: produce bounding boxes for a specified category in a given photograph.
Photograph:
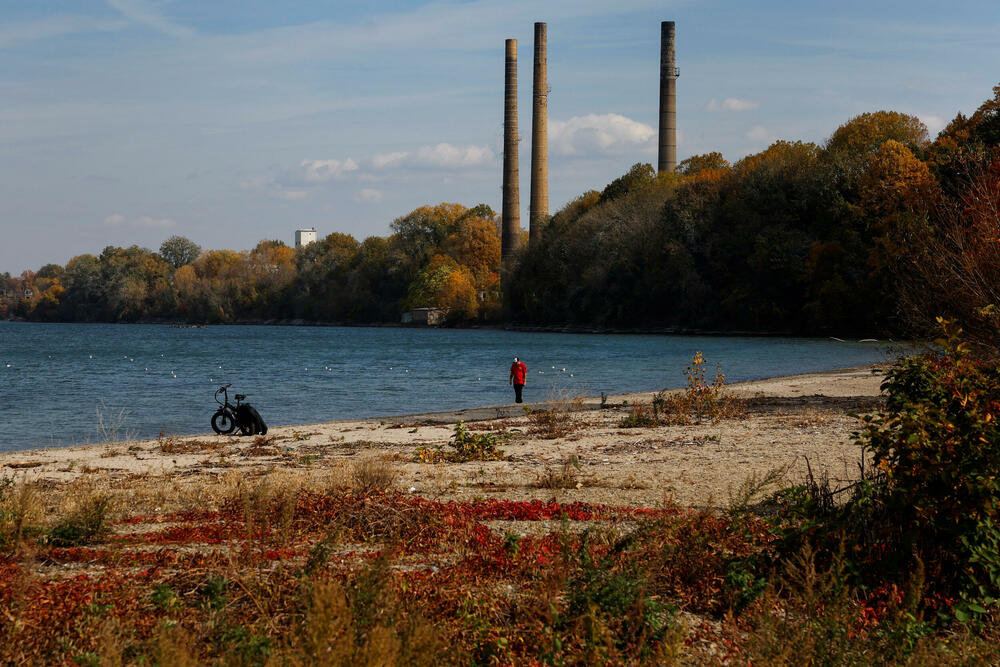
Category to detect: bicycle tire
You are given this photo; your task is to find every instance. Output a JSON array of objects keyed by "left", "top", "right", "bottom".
[{"left": 211, "top": 409, "right": 237, "bottom": 435}]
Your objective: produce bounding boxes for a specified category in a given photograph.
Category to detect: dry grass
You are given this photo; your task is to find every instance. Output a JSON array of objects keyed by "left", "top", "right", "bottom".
[
  {"left": 532, "top": 456, "right": 583, "bottom": 489},
  {"left": 157, "top": 436, "right": 229, "bottom": 455},
  {"left": 351, "top": 458, "right": 399, "bottom": 493},
  {"left": 525, "top": 407, "right": 580, "bottom": 439},
  {"left": 0, "top": 477, "right": 43, "bottom": 552}
]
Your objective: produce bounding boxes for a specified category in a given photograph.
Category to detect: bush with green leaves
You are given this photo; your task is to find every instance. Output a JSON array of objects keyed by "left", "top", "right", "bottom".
[
  {"left": 776, "top": 320, "right": 1000, "bottom": 622},
  {"left": 414, "top": 421, "right": 507, "bottom": 463},
  {"left": 48, "top": 494, "right": 111, "bottom": 547},
  {"left": 858, "top": 321, "right": 1000, "bottom": 618}
]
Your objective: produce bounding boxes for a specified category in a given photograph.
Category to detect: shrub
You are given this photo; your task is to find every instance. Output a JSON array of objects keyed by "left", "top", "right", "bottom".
[
  {"left": 48, "top": 493, "right": 111, "bottom": 547},
  {"left": 525, "top": 406, "right": 579, "bottom": 439},
  {"left": 618, "top": 405, "right": 658, "bottom": 428},
  {"left": 415, "top": 422, "right": 506, "bottom": 462},
  {"left": 351, "top": 458, "right": 398, "bottom": 493},
  {"left": 0, "top": 478, "right": 42, "bottom": 553},
  {"left": 619, "top": 353, "right": 746, "bottom": 427},
  {"left": 858, "top": 321, "right": 1000, "bottom": 617},
  {"left": 775, "top": 321, "right": 1000, "bottom": 622},
  {"left": 533, "top": 456, "right": 582, "bottom": 489}
]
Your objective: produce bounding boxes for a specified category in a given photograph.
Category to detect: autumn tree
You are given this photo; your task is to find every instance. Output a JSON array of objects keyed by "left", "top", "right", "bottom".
[
  {"left": 858, "top": 139, "right": 939, "bottom": 218},
  {"left": 900, "top": 160, "right": 1000, "bottom": 353},
  {"left": 824, "top": 111, "right": 930, "bottom": 191},
  {"left": 441, "top": 210, "right": 500, "bottom": 292},
  {"left": 678, "top": 152, "right": 730, "bottom": 175},
  {"left": 826, "top": 111, "right": 929, "bottom": 159}
]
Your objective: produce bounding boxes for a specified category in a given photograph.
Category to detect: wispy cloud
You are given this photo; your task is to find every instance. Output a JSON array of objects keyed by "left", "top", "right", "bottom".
[
  {"left": 107, "top": 0, "right": 194, "bottom": 39},
  {"left": 412, "top": 144, "right": 494, "bottom": 168},
  {"left": 299, "top": 159, "right": 360, "bottom": 183},
  {"left": 707, "top": 98, "right": 760, "bottom": 112},
  {"left": 372, "top": 152, "right": 408, "bottom": 169},
  {"left": 208, "top": 0, "right": 673, "bottom": 65},
  {"left": 0, "top": 15, "right": 126, "bottom": 49},
  {"left": 371, "top": 144, "right": 494, "bottom": 170},
  {"left": 244, "top": 142, "right": 495, "bottom": 201},
  {"left": 104, "top": 213, "right": 176, "bottom": 228},
  {"left": 549, "top": 114, "right": 655, "bottom": 156}
]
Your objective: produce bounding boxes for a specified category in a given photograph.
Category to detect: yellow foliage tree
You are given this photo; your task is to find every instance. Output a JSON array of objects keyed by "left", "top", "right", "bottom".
[
  {"left": 442, "top": 215, "right": 500, "bottom": 291},
  {"left": 174, "top": 264, "right": 198, "bottom": 298},
  {"left": 858, "top": 140, "right": 939, "bottom": 217},
  {"left": 193, "top": 250, "right": 242, "bottom": 281},
  {"left": 438, "top": 266, "right": 478, "bottom": 320}
]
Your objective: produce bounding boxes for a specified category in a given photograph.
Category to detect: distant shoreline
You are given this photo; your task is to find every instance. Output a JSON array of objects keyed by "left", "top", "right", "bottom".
[{"left": 0, "top": 317, "right": 900, "bottom": 340}]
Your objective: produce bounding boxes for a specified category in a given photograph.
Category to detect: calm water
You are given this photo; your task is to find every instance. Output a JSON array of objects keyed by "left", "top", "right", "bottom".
[{"left": 0, "top": 322, "right": 900, "bottom": 452}]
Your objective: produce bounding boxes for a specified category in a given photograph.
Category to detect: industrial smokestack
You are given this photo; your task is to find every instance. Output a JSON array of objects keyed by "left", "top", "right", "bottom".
[
  {"left": 502, "top": 38, "right": 521, "bottom": 261},
  {"left": 657, "top": 21, "right": 678, "bottom": 173},
  {"left": 529, "top": 22, "right": 548, "bottom": 244}
]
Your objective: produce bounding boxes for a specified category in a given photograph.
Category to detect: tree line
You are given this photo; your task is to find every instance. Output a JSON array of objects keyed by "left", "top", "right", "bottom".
[
  {"left": 509, "top": 85, "right": 1000, "bottom": 347},
  {"left": 1, "top": 203, "right": 500, "bottom": 325},
  {"left": 3, "top": 84, "right": 999, "bottom": 344}
]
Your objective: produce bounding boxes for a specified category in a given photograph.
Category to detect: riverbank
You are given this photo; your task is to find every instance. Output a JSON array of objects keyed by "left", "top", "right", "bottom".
[
  {"left": 4, "top": 315, "right": 901, "bottom": 339},
  {"left": 0, "top": 365, "right": 883, "bottom": 510},
  {"left": 0, "top": 364, "right": 902, "bottom": 663}
]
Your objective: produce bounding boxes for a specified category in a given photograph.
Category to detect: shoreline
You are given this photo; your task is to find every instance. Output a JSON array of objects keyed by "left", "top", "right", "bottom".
[
  {"left": 1, "top": 317, "right": 904, "bottom": 340},
  {"left": 2, "top": 365, "right": 881, "bottom": 455},
  {"left": 0, "top": 365, "right": 885, "bottom": 509}
]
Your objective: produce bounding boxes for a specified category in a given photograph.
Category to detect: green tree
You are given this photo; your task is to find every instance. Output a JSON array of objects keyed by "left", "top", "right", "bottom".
[
  {"left": 159, "top": 235, "right": 202, "bottom": 269},
  {"left": 599, "top": 163, "right": 656, "bottom": 204}
]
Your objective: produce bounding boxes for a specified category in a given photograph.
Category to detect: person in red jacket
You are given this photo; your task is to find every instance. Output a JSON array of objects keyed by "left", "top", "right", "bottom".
[{"left": 509, "top": 357, "right": 527, "bottom": 403}]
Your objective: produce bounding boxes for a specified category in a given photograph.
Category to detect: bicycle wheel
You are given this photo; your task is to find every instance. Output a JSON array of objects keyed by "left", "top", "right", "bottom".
[{"left": 211, "top": 409, "right": 237, "bottom": 435}]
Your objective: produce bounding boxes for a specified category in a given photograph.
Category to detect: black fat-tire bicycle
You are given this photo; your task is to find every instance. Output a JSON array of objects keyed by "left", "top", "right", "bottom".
[{"left": 211, "top": 384, "right": 267, "bottom": 436}]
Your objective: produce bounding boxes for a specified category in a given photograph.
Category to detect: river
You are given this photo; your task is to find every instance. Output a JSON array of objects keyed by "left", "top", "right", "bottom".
[{"left": 0, "top": 321, "right": 902, "bottom": 452}]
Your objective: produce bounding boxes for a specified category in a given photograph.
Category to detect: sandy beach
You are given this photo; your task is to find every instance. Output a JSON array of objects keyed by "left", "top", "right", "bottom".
[{"left": 1, "top": 366, "right": 884, "bottom": 511}]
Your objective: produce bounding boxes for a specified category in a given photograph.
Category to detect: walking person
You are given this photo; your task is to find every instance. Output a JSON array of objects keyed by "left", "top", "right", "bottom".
[{"left": 509, "top": 356, "right": 527, "bottom": 403}]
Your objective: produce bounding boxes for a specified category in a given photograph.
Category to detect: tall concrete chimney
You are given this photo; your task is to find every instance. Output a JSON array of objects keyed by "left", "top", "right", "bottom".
[
  {"left": 657, "top": 21, "right": 678, "bottom": 173},
  {"left": 502, "top": 38, "right": 521, "bottom": 261},
  {"left": 529, "top": 22, "right": 548, "bottom": 244}
]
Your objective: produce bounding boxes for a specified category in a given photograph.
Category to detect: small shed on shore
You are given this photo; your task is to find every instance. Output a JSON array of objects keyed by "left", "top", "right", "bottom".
[{"left": 402, "top": 307, "right": 446, "bottom": 326}]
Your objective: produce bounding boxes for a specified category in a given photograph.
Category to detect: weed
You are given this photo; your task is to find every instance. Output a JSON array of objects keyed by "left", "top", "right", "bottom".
[
  {"left": 727, "top": 465, "right": 789, "bottom": 516},
  {"left": 621, "top": 353, "right": 746, "bottom": 427},
  {"left": 0, "top": 479, "right": 42, "bottom": 552},
  {"left": 618, "top": 405, "right": 659, "bottom": 428},
  {"left": 96, "top": 400, "right": 137, "bottom": 443},
  {"left": 213, "top": 624, "right": 273, "bottom": 666},
  {"left": 416, "top": 422, "right": 506, "bottom": 462},
  {"left": 158, "top": 436, "right": 226, "bottom": 454},
  {"left": 48, "top": 493, "right": 111, "bottom": 547},
  {"left": 525, "top": 407, "right": 579, "bottom": 439},
  {"left": 150, "top": 583, "right": 181, "bottom": 612},
  {"left": 197, "top": 576, "right": 228, "bottom": 610},
  {"left": 533, "top": 456, "right": 582, "bottom": 489},
  {"left": 351, "top": 458, "right": 398, "bottom": 493}
]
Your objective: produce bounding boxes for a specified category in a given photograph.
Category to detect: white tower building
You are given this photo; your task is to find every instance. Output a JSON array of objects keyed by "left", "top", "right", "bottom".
[{"left": 295, "top": 228, "right": 317, "bottom": 248}]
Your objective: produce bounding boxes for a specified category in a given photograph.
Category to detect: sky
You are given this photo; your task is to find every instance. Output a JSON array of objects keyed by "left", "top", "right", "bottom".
[{"left": 2, "top": 0, "right": 999, "bottom": 274}]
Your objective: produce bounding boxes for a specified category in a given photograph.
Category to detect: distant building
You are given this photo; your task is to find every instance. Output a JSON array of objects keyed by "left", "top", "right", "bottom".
[
  {"left": 401, "top": 307, "right": 446, "bottom": 326},
  {"left": 295, "top": 228, "right": 317, "bottom": 248}
]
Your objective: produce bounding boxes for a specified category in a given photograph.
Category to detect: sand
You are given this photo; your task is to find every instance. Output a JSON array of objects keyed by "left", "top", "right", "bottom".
[{"left": 0, "top": 366, "right": 884, "bottom": 510}]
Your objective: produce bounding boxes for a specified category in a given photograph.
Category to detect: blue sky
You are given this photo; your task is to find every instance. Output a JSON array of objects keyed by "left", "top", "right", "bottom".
[{"left": 2, "top": 0, "right": 999, "bottom": 274}]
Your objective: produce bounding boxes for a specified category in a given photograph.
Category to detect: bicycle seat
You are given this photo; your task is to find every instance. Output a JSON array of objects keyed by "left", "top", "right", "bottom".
[{"left": 235, "top": 394, "right": 246, "bottom": 401}]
